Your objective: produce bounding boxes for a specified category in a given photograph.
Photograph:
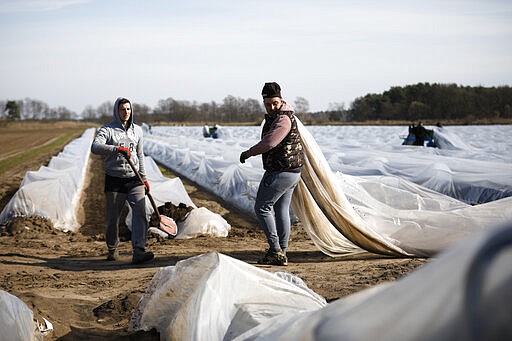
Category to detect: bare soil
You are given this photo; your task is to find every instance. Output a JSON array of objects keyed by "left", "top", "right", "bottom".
[{"left": 0, "top": 123, "right": 428, "bottom": 340}]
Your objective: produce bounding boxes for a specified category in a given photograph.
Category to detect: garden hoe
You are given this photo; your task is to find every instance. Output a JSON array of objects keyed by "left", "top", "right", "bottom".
[{"left": 124, "top": 156, "right": 177, "bottom": 237}]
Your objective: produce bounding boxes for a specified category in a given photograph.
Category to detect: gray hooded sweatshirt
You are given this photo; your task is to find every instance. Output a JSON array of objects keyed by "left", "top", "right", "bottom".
[{"left": 91, "top": 97, "right": 147, "bottom": 181}]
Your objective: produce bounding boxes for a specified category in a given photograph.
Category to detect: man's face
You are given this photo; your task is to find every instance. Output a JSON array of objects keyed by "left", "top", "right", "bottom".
[
  {"left": 118, "top": 103, "right": 131, "bottom": 124},
  {"left": 263, "top": 97, "right": 283, "bottom": 114}
]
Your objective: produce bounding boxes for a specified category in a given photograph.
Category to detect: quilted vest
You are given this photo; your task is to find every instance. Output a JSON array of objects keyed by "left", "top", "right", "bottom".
[{"left": 262, "top": 112, "right": 304, "bottom": 171}]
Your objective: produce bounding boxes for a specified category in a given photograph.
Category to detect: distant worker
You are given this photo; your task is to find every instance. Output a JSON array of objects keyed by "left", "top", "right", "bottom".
[
  {"left": 209, "top": 124, "right": 219, "bottom": 139},
  {"left": 202, "top": 123, "right": 210, "bottom": 137},
  {"left": 91, "top": 97, "right": 154, "bottom": 265},
  {"left": 408, "top": 122, "right": 415, "bottom": 135},
  {"left": 414, "top": 121, "right": 427, "bottom": 146},
  {"left": 405, "top": 122, "right": 416, "bottom": 145},
  {"left": 239, "top": 82, "right": 304, "bottom": 266}
]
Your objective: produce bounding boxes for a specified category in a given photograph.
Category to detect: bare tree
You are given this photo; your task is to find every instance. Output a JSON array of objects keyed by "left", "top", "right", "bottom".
[
  {"left": 294, "top": 96, "right": 310, "bottom": 121},
  {"left": 133, "top": 103, "right": 151, "bottom": 123},
  {"left": 81, "top": 105, "right": 96, "bottom": 120},
  {"left": 0, "top": 100, "right": 6, "bottom": 120},
  {"left": 327, "top": 102, "right": 345, "bottom": 112},
  {"left": 327, "top": 102, "right": 349, "bottom": 121},
  {"left": 55, "top": 106, "right": 73, "bottom": 120},
  {"left": 154, "top": 97, "right": 185, "bottom": 122},
  {"left": 221, "top": 95, "right": 243, "bottom": 123},
  {"left": 243, "top": 98, "right": 264, "bottom": 122},
  {"left": 21, "top": 98, "right": 49, "bottom": 120},
  {"left": 96, "top": 101, "right": 112, "bottom": 117}
]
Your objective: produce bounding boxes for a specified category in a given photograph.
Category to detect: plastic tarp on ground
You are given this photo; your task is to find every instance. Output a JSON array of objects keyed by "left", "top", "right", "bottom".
[
  {"left": 292, "top": 120, "right": 512, "bottom": 257},
  {"left": 130, "top": 252, "right": 327, "bottom": 341},
  {"left": 0, "top": 128, "right": 230, "bottom": 238},
  {"left": 144, "top": 132, "right": 262, "bottom": 215},
  {"left": 320, "top": 125, "right": 512, "bottom": 205},
  {"left": 143, "top": 155, "right": 195, "bottom": 208},
  {"left": 130, "top": 223, "right": 512, "bottom": 341},
  {"left": 143, "top": 123, "right": 512, "bottom": 257},
  {"left": 142, "top": 156, "right": 230, "bottom": 239},
  {"left": 0, "top": 290, "right": 42, "bottom": 341},
  {"left": 144, "top": 124, "right": 512, "bottom": 206},
  {"left": 174, "top": 206, "right": 230, "bottom": 239},
  {"left": 0, "top": 128, "right": 95, "bottom": 232},
  {"left": 235, "top": 223, "right": 512, "bottom": 341}
]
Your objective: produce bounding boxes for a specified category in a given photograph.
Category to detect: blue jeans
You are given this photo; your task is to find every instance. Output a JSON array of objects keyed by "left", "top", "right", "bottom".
[{"left": 254, "top": 170, "right": 301, "bottom": 253}]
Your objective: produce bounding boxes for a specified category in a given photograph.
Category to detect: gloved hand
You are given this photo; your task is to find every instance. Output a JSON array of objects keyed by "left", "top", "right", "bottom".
[
  {"left": 144, "top": 181, "right": 150, "bottom": 194},
  {"left": 239, "top": 151, "right": 248, "bottom": 164},
  {"left": 118, "top": 146, "right": 131, "bottom": 159}
]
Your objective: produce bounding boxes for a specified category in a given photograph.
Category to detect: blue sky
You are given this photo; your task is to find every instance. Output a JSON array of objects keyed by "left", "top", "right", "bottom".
[{"left": 1, "top": 0, "right": 511, "bottom": 114}]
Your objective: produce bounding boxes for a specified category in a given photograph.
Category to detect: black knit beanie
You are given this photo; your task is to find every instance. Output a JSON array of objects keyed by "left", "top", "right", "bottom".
[{"left": 261, "top": 82, "right": 282, "bottom": 98}]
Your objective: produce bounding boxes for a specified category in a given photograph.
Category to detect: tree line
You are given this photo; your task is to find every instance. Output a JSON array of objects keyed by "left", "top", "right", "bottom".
[
  {"left": 2, "top": 83, "right": 511, "bottom": 124},
  {"left": 347, "top": 83, "right": 512, "bottom": 123},
  {"left": 1, "top": 98, "right": 77, "bottom": 121},
  {"left": 1, "top": 95, "right": 311, "bottom": 125}
]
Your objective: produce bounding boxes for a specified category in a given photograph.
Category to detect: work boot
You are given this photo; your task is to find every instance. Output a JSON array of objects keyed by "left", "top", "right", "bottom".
[
  {"left": 132, "top": 248, "right": 155, "bottom": 264},
  {"left": 106, "top": 248, "right": 119, "bottom": 261},
  {"left": 257, "top": 249, "right": 288, "bottom": 266}
]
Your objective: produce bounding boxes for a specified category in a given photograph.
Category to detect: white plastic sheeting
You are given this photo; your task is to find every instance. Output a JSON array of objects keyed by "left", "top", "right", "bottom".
[
  {"left": 234, "top": 223, "right": 512, "bottom": 341},
  {"left": 0, "top": 290, "right": 42, "bottom": 341},
  {"left": 143, "top": 123, "right": 512, "bottom": 257},
  {"left": 145, "top": 124, "right": 512, "bottom": 205},
  {"left": 130, "top": 252, "right": 327, "bottom": 341},
  {"left": 144, "top": 132, "right": 262, "bottom": 215},
  {"left": 136, "top": 157, "right": 231, "bottom": 239},
  {"left": 321, "top": 125, "right": 512, "bottom": 205},
  {"left": 293, "top": 120, "right": 512, "bottom": 257},
  {"left": 143, "top": 156, "right": 195, "bottom": 208},
  {"left": 0, "top": 128, "right": 95, "bottom": 232},
  {"left": 0, "top": 129, "right": 230, "bottom": 238},
  {"left": 130, "top": 223, "right": 512, "bottom": 341},
  {"left": 176, "top": 207, "right": 230, "bottom": 239}
]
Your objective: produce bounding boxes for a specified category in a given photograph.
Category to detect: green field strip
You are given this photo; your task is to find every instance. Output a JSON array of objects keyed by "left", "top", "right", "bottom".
[{"left": 0, "top": 129, "right": 85, "bottom": 175}]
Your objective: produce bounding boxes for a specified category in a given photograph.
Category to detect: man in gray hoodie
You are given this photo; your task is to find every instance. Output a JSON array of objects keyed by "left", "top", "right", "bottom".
[{"left": 91, "top": 97, "right": 154, "bottom": 264}]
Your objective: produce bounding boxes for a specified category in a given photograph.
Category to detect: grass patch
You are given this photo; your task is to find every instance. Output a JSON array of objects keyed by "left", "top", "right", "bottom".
[{"left": 0, "top": 129, "right": 84, "bottom": 175}]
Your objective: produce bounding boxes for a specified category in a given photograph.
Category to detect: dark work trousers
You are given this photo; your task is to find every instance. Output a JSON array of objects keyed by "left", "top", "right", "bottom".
[{"left": 105, "top": 182, "right": 148, "bottom": 251}]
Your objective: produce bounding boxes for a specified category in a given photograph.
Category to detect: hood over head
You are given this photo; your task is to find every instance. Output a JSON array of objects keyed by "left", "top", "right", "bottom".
[
  {"left": 279, "top": 101, "right": 294, "bottom": 112},
  {"left": 113, "top": 97, "right": 133, "bottom": 128}
]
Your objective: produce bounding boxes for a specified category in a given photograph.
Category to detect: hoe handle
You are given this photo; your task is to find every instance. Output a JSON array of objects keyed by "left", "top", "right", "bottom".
[{"left": 124, "top": 156, "right": 161, "bottom": 219}]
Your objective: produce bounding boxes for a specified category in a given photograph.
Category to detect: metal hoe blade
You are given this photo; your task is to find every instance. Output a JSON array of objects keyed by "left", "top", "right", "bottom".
[
  {"left": 158, "top": 214, "right": 177, "bottom": 237},
  {"left": 124, "top": 155, "right": 179, "bottom": 237}
]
